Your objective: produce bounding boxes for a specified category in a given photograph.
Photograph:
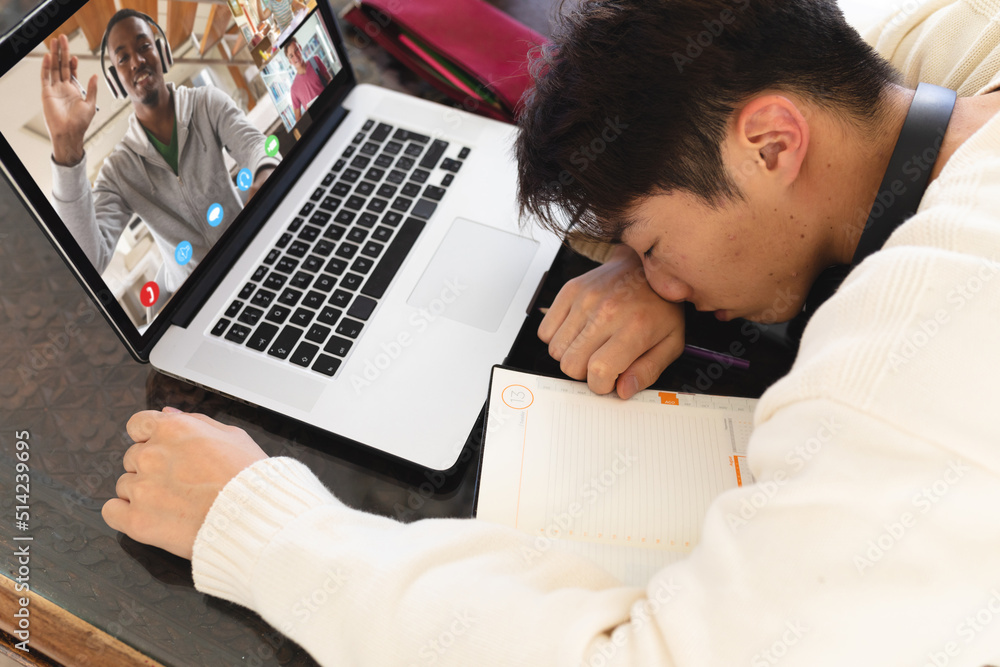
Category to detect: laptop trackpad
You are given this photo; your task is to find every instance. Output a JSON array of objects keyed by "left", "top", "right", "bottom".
[{"left": 406, "top": 218, "right": 539, "bottom": 332}]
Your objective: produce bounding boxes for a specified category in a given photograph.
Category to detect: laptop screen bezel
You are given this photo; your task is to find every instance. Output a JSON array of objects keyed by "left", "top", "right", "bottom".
[{"left": 0, "top": 0, "right": 357, "bottom": 361}]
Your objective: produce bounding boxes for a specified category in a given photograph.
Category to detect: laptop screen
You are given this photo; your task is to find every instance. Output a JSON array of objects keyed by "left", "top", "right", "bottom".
[{"left": 0, "top": 0, "right": 353, "bottom": 358}]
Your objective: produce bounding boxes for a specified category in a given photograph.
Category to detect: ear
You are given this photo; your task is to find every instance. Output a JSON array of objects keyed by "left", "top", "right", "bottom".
[{"left": 733, "top": 95, "right": 809, "bottom": 186}]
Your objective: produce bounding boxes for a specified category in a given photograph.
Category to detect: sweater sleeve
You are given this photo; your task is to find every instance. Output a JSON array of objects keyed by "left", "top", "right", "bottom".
[
  {"left": 51, "top": 154, "right": 135, "bottom": 274},
  {"left": 204, "top": 86, "right": 280, "bottom": 179}
]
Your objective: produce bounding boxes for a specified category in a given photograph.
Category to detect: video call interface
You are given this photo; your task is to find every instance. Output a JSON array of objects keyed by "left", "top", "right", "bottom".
[{"left": 0, "top": 0, "right": 342, "bottom": 333}]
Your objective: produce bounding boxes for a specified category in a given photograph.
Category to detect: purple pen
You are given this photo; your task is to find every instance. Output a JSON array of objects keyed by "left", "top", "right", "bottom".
[{"left": 683, "top": 344, "right": 750, "bottom": 370}]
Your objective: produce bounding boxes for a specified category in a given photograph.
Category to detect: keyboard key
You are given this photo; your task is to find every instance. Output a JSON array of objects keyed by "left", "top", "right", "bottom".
[
  {"left": 318, "top": 306, "right": 342, "bottom": 326},
  {"left": 276, "top": 232, "right": 292, "bottom": 249},
  {"left": 247, "top": 322, "right": 278, "bottom": 351},
  {"left": 324, "top": 224, "right": 346, "bottom": 241},
  {"left": 211, "top": 318, "right": 229, "bottom": 336},
  {"left": 306, "top": 323, "right": 331, "bottom": 343},
  {"left": 332, "top": 182, "right": 351, "bottom": 197},
  {"left": 404, "top": 143, "right": 424, "bottom": 157},
  {"left": 302, "top": 255, "right": 323, "bottom": 273},
  {"left": 347, "top": 227, "right": 368, "bottom": 244},
  {"left": 347, "top": 295, "right": 378, "bottom": 320},
  {"left": 298, "top": 225, "right": 320, "bottom": 242},
  {"left": 386, "top": 170, "right": 406, "bottom": 185},
  {"left": 252, "top": 265, "right": 268, "bottom": 281},
  {"left": 377, "top": 183, "right": 398, "bottom": 198},
  {"left": 266, "top": 305, "right": 291, "bottom": 324},
  {"left": 402, "top": 182, "right": 422, "bottom": 198},
  {"left": 358, "top": 213, "right": 379, "bottom": 228},
  {"left": 225, "top": 322, "right": 251, "bottom": 344},
  {"left": 322, "top": 173, "right": 335, "bottom": 187},
  {"left": 394, "top": 129, "right": 430, "bottom": 144},
  {"left": 302, "top": 291, "right": 325, "bottom": 310},
  {"left": 362, "top": 119, "right": 375, "bottom": 131},
  {"left": 310, "top": 211, "right": 331, "bottom": 226},
  {"left": 352, "top": 131, "right": 365, "bottom": 144},
  {"left": 442, "top": 173, "right": 454, "bottom": 186},
  {"left": 291, "top": 341, "right": 320, "bottom": 367},
  {"left": 299, "top": 202, "right": 314, "bottom": 217},
  {"left": 334, "top": 210, "right": 356, "bottom": 225},
  {"left": 311, "top": 187, "right": 324, "bottom": 202},
  {"left": 312, "top": 354, "right": 342, "bottom": 377},
  {"left": 395, "top": 156, "right": 415, "bottom": 171},
  {"left": 238, "top": 306, "right": 263, "bottom": 326},
  {"left": 342, "top": 168, "right": 361, "bottom": 183},
  {"left": 276, "top": 257, "right": 299, "bottom": 274},
  {"left": 410, "top": 169, "right": 430, "bottom": 184},
  {"left": 351, "top": 256, "right": 375, "bottom": 273},
  {"left": 423, "top": 185, "right": 446, "bottom": 201},
  {"left": 411, "top": 199, "right": 437, "bottom": 219},
  {"left": 336, "top": 318, "right": 364, "bottom": 339},
  {"left": 365, "top": 167, "right": 386, "bottom": 181},
  {"left": 329, "top": 289, "right": 352, "bottom": 308},
  {"left": 291, "top": 307, "right": 316, "bottom": 328},
  {"left": 384, "top": 141, "right": 403, "bottom": 155},
  {"left": 382, "top": 212, "right": 403, "bottom": 227},
  {"left": 239, "top": 282, "right": 255, "bottom": 299},
  {"left": 360, "top": 142, "right": 379, "bottom": 156},
  {"left": 278, "top": 288, "right": 303, "bottom": 306},
  {"left": 355, "top": 181, "right": 375, "bottom": 196},
  {"left": 314, "top": 240, "right": 335, "bottom": 257},
  {"left": 391, "top": 197, "right": 412, "bottom": 213},
  {"left": 367, "top": 198, "right": 388, "bottom": 213},
  {"left": 263, "top": 272, "right": 287, "bottom": 291},
  {"left": 340, "top": 272, "right": 363, "bottom": 291},
  {"left": 251, "top": 289, "right": 276, "bottom": 308},
  {"left": 419, "top": 139, "right": 449, "bottom": 169},
  {"left": 372, "top": 226, "right": 393, "bottom": 242},
  {"left": 290, "top": 271, "right": 313, "bottom": 289},
  {"left": 324, "top": 335, "right": 353, "bottom": 357},
  {"left": 374, "top": 154, "right": 393, "bottom": 168},
  {"left": 458, "top": 147, "right": 470, "bottom": 159},
  {"left": 351, "top": 155, "right": 371, "bottom": 170},
  {"left": 321, "top": 196, "right": 342, "bottom": 212},
  {"left": 264, "top": 248, "right": 281, "bottom": 264},
  {"left": 370, "top": 122, "right": 393, "bottom": 142},
  {"left": 225, "top": 300, "right": 243, "bottom": 318},
  {"left": 287, "top": 241, "right": 310, "bottom": 258},
  {"left": 361, "top": 241, "right": 384, "bottom": 258},
  {"left": 343, "top": 145, "right": 356, "bottom": 158},
  {"left": 335, "top": 242, "right": 358, "bottom": 260},
  {"left": 268, "top": 326, "right": 303, "bottom": 360},
  {"left": 331, "top": 159, "right": 346, "bottom": 172},
  {"left": 441, "top": 158, "right": 463, "bottom": 173},
  {"left": 325, "top": 258, "right": 347, "bottom": 275},
  {"left": 313, "top": 273, "right": 338, "bottom": 292},
  {"left": 345, "top": 195, "right": 366, "bottom": 211},
  {"left": 361, "top": 217, "right": 426, "bottom": 299}
]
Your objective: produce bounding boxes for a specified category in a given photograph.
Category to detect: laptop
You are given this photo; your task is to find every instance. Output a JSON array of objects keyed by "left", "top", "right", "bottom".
[{"left": 0, "top": 0, "right": 559, "bottom": 470}]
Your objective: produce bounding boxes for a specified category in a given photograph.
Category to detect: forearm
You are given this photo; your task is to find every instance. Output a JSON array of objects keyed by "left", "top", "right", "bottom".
[{"left": 51, "top": 156, "right": 118, "bottom": 272}]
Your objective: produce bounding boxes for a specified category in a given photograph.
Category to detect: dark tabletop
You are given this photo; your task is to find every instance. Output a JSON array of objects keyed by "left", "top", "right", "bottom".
[{"left": 0, "top": 2, "right": 796, "bottom": 665}]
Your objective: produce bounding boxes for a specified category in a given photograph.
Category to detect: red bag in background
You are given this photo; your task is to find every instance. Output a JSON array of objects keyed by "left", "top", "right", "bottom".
[{"left": 341, "top": 0, "right": 547, "bottom": 123}]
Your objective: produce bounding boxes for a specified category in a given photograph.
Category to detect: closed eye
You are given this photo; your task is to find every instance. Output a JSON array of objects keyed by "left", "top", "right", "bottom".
[{"left": 643, "top": 245, "right": 655, "bottom": 260}]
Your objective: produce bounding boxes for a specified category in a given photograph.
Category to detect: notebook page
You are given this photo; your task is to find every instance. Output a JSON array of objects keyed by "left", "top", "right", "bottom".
[{"left": 476, "top": 367, "right": 757, "bottom": 586}]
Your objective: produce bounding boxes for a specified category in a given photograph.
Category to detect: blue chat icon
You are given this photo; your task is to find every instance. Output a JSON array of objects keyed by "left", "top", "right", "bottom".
[
  {"left": 237, "top": 168, "right": 253, "bottom": 192},
  {"left": 175, "top": 240, "right": 193, "bottom": 265},
  {"left": 207, "top": 203, "right": 224, "bottom": 227}
]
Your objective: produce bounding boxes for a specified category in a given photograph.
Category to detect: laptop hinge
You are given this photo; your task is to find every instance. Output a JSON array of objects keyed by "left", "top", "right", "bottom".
[{"left": 169, "top": 106, "right": 350, "bottom": 329}]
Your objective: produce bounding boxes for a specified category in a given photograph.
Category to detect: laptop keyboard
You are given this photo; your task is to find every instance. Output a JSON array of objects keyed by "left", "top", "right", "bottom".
[{"left": 210, "top": 118, "right": 471, "bottom": 378}]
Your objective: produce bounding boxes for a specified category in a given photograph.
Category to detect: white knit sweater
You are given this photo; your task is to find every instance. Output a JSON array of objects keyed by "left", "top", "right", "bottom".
[{"left": 192, "top": 2, "right": 1000, "bottom": 665}]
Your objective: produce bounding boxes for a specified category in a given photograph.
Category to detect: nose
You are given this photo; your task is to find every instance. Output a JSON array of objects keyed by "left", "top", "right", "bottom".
[{"left": 648, "top": 270, "right": 692, "bottom": 304}]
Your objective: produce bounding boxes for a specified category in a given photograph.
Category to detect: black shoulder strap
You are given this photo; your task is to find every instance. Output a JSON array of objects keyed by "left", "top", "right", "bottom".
[{"left": 791, "top": 82, "right": 957, "bottom": 338}]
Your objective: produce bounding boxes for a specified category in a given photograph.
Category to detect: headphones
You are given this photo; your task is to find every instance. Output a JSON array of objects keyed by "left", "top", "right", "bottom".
[{"left": 99, "top": 11, "right": 174, "bottom": 99}]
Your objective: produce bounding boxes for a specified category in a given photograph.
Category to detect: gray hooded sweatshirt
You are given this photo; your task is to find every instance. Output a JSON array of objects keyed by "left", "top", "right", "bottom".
[{"left": 51, "top": 83, "right": 280, "bottom": 292}]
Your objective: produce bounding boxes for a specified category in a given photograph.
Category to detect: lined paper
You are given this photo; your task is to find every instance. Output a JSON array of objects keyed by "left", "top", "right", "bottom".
[{"left": 476, "top": 368, "right": 757, "bottom": 586}]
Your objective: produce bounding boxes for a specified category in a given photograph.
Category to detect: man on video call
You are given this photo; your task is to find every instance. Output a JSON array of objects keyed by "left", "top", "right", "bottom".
[
  {"left": 284, "top": 37, "right": 331, "bottom": 122},
  {"left": 42, "top": 9, "right": 279, "bottom": 292},
  {"left": 102, "top": 0, "right": 1000, "bottom": 664}
]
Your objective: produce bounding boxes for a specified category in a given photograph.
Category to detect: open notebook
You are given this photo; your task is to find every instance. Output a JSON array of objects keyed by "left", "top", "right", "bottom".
[{"left": 475, "top": 366, "right": 758, "bottom": 587}]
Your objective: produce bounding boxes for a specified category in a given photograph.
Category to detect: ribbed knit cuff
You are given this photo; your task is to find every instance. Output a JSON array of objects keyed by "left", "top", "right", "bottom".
[
  {"left": 191, "top": 457, "right": 338, "bottom": 607},
  {"left": 50, "top": 154, "right": 90, "bottom": 203}
]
